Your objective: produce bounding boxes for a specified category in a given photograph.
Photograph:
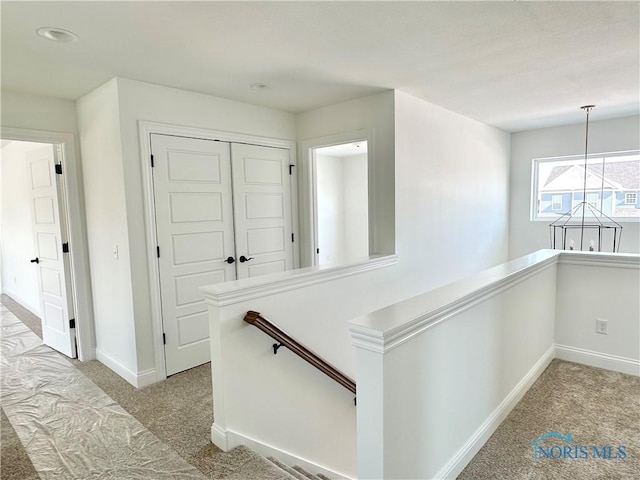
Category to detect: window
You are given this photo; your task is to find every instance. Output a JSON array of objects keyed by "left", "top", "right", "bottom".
[{"left": 532, "top": 151, "right": 640, "bottom": 220}]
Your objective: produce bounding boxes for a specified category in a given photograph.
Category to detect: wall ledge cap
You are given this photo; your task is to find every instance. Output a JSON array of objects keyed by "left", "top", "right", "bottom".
[
  {"left": 349, "top": 250, "right": 640, "bottom": 353},
  {"left": 200, "top": 254, "right": 398, "bottom": 307}
]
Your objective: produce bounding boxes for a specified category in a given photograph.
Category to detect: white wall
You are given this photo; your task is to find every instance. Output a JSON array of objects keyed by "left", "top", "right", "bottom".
[
  {"left": 343, "top": 153, "right": 369, "bottom": 261},
  {"left": 509, "top": 115, "right": 640, "bottom": 258},
  {"left": 298, "top": 92, "right": 396, "bottom": 258},
  {"left": 316, "top": 152, "right": 369, "bottom": 266},
  {"left": 0, "top": 141, "right": 51, "bottom": 314},
  {"left": 350, "top": 250, "right": 638, "bottom": 479},
  {"left": 202, "top": 90, "right": 512, "bottom": 475},
  {"left": 350, "top": 252, "right": 558, "bottom": 479},
  {"left": 555, "top": 254, "right": 639, "bottom": 373},
  {"left": 76, "top": 78, "right": 510, "bottom": 387},
  {"left": 1, "top": 90, "right": 78, "bottom": 134},
  {"left": 77, "top": 79, "right": 138, "bottom": 376},
  {"left": 316, "top": 154, "right": 345, "bottom": 265},
  {"left": 2, "top": 89, "right": 96, "bottom": 362},
  {"left": 76, "top": 77, "right": 297, "bottom": 380},
  {"left": 394, "top": 91, "right": 511, "bottom": 299},
  {"left": 116, "top": 78, "right": 297, "bottom": 375}
]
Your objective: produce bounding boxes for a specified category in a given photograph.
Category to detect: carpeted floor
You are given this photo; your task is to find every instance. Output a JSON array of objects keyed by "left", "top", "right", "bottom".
[
  {"left": 2, "top": 294, "right": 638, "bottom": 479},
  {"left": 1, "top": 408, "right": 39, "bottom": 480},
  {"left": 0, "top": 294, "right": 262, "bottom": 478},
  {"left": 458, "top": 359, "right": 640, "bottom": 479}
]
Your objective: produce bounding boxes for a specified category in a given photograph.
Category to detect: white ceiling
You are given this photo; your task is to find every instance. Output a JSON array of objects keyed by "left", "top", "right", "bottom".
[
  {"left": 1, "top": 1, "right": 638, "bottom": 132},
  {"left": 316, "top": 141, "right": 368, "bottom": 157}
]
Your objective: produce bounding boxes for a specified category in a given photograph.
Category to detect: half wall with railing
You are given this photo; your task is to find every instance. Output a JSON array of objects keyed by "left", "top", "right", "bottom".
[{"left": 202, "top": 250, "right": 639, "bottom": 479}]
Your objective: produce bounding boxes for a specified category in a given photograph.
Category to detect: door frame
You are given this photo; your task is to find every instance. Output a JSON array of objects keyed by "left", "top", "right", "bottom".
[
  {"left": 300, "top": 129, "right": 372, "bottom": 267},
  {"left": 138, "top": 120, "right": 298, "bottom": 381},
  {"left": 1, "top": 127, "right": 95, "bottom": 361}
]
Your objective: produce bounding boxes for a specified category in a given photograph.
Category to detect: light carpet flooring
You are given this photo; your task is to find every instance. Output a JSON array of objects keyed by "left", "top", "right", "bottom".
[
  {"left": 458, "top": 359, "right": 640, "bottom": 479},
  {"left": 0, "top": 295, "right": 325, "bottom": 479},
  {"left": 1, "top": 294, "right": 638, "bottom": 479}
]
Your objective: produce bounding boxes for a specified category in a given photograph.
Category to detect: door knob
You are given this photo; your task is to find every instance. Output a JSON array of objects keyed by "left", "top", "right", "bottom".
[
  {"left": 30, "top": 258, "right": 40, "bottom": 264},
  {"left": 239, "top": 255, "right": 254, "bottom": 263},
  {"left": 225, "top": 256, "right": 235, "bottom": 264}
]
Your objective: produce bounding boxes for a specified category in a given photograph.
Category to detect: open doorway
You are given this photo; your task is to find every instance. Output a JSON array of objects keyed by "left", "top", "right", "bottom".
[
  {"left": 312, "top": 141, "right": 369, "bottom": 266},
  {"left": 1, "top": 139, "right": 77, "bottom": 358}
]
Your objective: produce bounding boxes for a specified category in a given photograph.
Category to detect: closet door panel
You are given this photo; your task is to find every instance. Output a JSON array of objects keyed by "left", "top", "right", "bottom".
[
  {"left": 231, "top": 143, "right": 295, "bottom": 280},
  {"left": 151, "top": 134, "right": 235, "bottom": 376}
]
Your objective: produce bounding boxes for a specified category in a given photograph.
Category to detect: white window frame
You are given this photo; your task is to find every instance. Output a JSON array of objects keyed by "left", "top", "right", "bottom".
[
  {"left": 625, "top": 192, "right": 637, "bottom": 205},
  {"left": 586, "top": 192, "right": 599, "bottom": 209},
  {"left": 531, "top": 150, "right": 640, "bottom": 222}
]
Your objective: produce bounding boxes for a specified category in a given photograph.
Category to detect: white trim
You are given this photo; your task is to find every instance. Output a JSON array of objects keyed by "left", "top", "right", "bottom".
[
  {"left": 95, "top": 348, "right": 157, "bottom": 387},
  {"left": 530, "top": 149, "right": 640, "bottom": 222},
  {"left": 201, "top": 254, "right": 398, "bottom": 307},
  {"left": 211, "top": 423, "right": 229, "bottom": 451},
  {"left": 0, "top": 127, "right": 95, "bottom": 362},
  {"left": 558, "top": 251, "right": 640, "bottom": 269},
  {"left": 139, "top": 120, "right": 295, "bottom": 149},
  {"left": 349, "top": 252, "right": 558, "bottom": 354},
  {"left": 1, "top": 289, "right": 40, "bottom": 317},
  {"left": 300, "top": 129, "right": 372, "bottom": 267},
  {"left": 221, "top": 428, "right": 353, "bottom": 480},
  {"left": 349, "top": 250, "right": 640, "bottom": 354},
  {"left": 434, "top": 345, "right": 555, "bottom": 480},
  {"left": 138, "top": 124, "right": 166, "bottom": 382},
  {"left": 555, "top": 344, "right": 640, "bottom": 377},
  {"left": 138, "top": 120, "right": 298, "bottom": 382}
]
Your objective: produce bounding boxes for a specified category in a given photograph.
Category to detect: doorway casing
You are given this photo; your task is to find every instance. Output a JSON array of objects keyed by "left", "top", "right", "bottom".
[
  {"left": 1, "top": 127, "right": 95, "bottom": 361},
  {"left": 300, "top": 129, "right": 373, "bottom": 267}
]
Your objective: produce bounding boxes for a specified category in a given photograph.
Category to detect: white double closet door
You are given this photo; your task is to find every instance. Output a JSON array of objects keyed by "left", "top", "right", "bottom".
[{"left": 150, "top": 134, "right": 295, "bottom": 375}]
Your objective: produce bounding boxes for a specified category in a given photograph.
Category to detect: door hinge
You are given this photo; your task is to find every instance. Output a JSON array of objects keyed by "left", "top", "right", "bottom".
[
  {"left": 163, "top": 333, "right": 166, "bottom": 345},
  {"left": 62, "top": 242, "right": 69, "bottom": 253},
  {"left": 157, "top": 246, "right": 160, "bottom": 258},
  {"left": 317, "top": 248, "right": 320, "bottom": 254},
  {"left": 55, "top": 164, "right": 63, "bottom": 175},
  {"left": 289, "top": 164, "right": 295, "bottom": 175},
  {"left": 291, "top": 233, "right": 295, "bottom": 242},
  {"left": 69, "top": 318, "right": 76, "bottom": 329},
  {"left": 150, "top": 154, "right": 154, "bottom": 168}
]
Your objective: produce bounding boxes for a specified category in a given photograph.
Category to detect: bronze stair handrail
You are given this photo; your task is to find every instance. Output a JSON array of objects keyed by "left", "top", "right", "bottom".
[{"left": 244, "top": 311, "right": 356, "bottom": 395}]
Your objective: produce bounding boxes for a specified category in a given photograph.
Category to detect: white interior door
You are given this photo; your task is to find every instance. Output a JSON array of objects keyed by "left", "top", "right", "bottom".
[
  {"left": 27, "top": 146, "right": 76, "bottom": 358},
  {"left": 231, "top": 143, "right": 294, "bottom": 279},
  {"left": 151, "top": 134, "right": 236, "bottom": 376}
]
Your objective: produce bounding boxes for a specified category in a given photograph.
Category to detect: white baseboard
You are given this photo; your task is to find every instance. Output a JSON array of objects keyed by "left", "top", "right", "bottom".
[
  {"left": 555, "top": 344, "right": 640, "bottom": 377},
  {"left": 434, "top": 344, "right": 555, "bottom": 480},
  {"left": 211, "top": 423, "right": 229, "bottom": 451},
  {"left": 212, "top": 426, "right": 354, "bottom": 480},
  {"left": 95, "top": 348, "right": 157, "bottom": 388}
]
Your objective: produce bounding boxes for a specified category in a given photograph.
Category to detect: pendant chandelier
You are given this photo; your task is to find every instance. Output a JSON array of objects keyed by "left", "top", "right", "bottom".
[{"left": 549, "top": 105, "right": 623, "bottom": 252}]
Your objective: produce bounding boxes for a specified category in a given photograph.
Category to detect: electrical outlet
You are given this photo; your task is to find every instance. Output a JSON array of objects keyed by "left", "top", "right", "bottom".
[{"left": 596, "top": 318, "right": 608, "bottom": 335}]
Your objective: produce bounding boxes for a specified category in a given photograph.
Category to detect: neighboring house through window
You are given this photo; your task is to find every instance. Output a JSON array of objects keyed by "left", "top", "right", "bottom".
[{"left": 531, "top": 151, "right": 640, "bottom": 220}]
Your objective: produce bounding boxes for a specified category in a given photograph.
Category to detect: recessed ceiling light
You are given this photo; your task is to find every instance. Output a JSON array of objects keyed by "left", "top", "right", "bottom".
[
  {"left": 250, "top": 83, "right": 271, "bottom": 91},
  {"left": 36, "top": 27, "right": 79, "bottom": 43}
]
